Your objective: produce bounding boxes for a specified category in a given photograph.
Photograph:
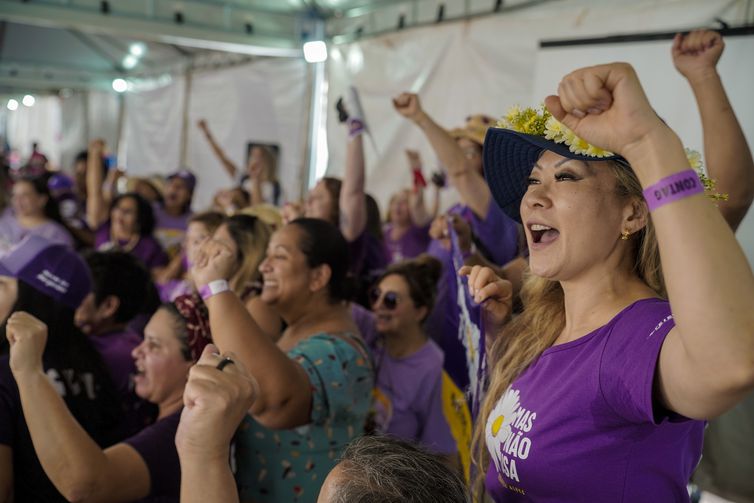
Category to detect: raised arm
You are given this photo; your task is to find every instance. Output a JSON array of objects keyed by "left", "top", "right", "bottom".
[
  {"left": 393, "top": 93, "right": 491, "bottom": 218},
  {"left": 406, "top": 150, "right": 432, "bottom": 227},
  {"left": 191, "top": 240, "right": 312, "bottom": 429},
  {"left": 85, "top": 139, "right": 109, "bottom": 230},
  {"left": 550, "top": 62, "right": 754, "bottom": 419},
  {"left": 197, "top": 120, "right": 241, "bottom": 182},
  {"left": 339, "top": 120, "right": 368, "bottom": 242},
  {"left": 672, "top": 30, "right": 754, "bottom": 231},
  {"left": 176, "top": 345, "right": 256, "bottom": 503},
  {"left": 7, "top": 313, "right": 151, "bottom": 503}
]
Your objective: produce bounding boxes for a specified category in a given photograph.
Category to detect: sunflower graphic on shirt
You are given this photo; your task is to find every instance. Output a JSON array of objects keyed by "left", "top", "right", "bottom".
[{"left": 486, "top": 387, "right": 521, "bottom": 474}]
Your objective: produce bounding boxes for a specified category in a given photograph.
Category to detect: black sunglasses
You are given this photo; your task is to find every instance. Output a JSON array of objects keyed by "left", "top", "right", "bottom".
[{"left": 369, "top": 288, "right": 400, "bottom": 310}]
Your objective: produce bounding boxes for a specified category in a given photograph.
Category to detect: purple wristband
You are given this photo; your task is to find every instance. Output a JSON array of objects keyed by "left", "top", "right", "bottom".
[{"left": 642, "top": 169, "right": 703, "bottom": 211}]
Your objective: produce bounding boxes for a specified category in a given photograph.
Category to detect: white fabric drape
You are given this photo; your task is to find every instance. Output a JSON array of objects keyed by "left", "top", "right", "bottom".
[
  {"left": 186, "top": 58, "right": 309, "bottom": 210},
  {"left": 325, "top": 0, "right": 747, "bottom": 215}
]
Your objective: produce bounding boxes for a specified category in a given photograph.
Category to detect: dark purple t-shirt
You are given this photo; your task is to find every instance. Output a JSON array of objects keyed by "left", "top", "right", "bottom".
[
  {"left": 383, "top": 223, "right": 431, "bottom": 263},
  {"left": 484, "top": 299, "right": 704, "bottom": 502},
  {"left": 348, "top": 230, "right": 389, "bottom": 279},
  {"left": 0, "top": 355, "right": 122, "bottom": 502},
  {"left": 89, "top": 330, "right": 156, "bottom": 437},
  {"left": 124, "top": 410, "right": 181, "bottom": 503},
  {"left": 95, "top": 222, "right": 169, "bottom": 270}
]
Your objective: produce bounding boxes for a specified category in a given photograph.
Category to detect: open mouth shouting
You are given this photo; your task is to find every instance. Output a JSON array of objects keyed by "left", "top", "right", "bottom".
[{"left": 528, "top": 222, "right": 560, "bottom": 248}]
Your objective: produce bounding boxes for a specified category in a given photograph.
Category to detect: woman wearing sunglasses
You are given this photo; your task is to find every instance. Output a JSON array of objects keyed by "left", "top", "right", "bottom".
[{"left": 360, "top": 254, "right": 467, "bottom": 472}]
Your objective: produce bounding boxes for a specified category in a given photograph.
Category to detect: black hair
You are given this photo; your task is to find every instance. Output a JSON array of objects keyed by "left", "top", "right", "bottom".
[
  {"left": 365, "top": 194, "right": 384, "bottom": 243},
  {"left": 377, "top": 254, "right": 443, "bottom": 322},
  {"left": 159, "top": 303, "right": 193, "bottom": 362},
  {"left": 110, "top": 192, "right": 156, "bottom": 237},
  {"left": 289, "top": 218, "right": 352, "bottom": 302},
  {"left": 16, "top": 176, "right": 64, "bottom": 225},
  {"left": 84, "top": 251, "right": 156, "bottom": 324},
  {"left": 74, "top": 150, "right": 107, "bottom": 180},
  {"left": 0, "top": 281, "right": 122, "bottom": 445}
]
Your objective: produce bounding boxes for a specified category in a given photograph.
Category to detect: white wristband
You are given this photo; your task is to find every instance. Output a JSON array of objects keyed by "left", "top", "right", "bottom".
[{"left": 199, "top": 279, "right": 230, "bottom": 300}]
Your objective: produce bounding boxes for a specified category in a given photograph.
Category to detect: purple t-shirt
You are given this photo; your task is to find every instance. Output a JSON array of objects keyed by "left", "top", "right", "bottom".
[
  {"left": 350, "top": 305, "right": 456, "bottom": 454},
  {"left": 88, "top": 330, "right": 155, "bottom": 437},
  {"left": 348, "top": 230, "right": 389, "bottom": 279},
  {"left": 484, "top": 299, "right": 704, "bottom": 502},
  {"left": 449, "top": 202, "right": 518, "bottom": 266},
  {"left": 0, "top": 208, "right": 74, "bottom": 254},
  {"left": 95, "top": 222, "right": 169, "bottom": 270},
  {"left": 152, "top": 204, "right": 191, "bottom": 260},
  {"left": 383, "top": 222, "right": 431, "bottom": 263},
  {"left": 124, "top": 410, "right": 181, "bottom": 502}
]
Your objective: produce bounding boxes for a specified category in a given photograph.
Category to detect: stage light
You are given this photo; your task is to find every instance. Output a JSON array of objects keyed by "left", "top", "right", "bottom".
[
  {"left": 22, "top": 95, "right": 35, "bottom": 107},
  {"left": 7, "top": 99, "right": 19, "bottom": 111}
]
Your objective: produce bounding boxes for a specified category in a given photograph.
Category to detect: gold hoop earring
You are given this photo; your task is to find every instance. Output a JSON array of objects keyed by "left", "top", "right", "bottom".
[{"left": 620, "top": 230, "right": 630, "bottom": 241}]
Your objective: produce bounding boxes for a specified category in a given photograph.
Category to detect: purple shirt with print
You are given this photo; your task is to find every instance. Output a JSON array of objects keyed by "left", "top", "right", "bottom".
[
  {"left": 484, "top": 299, "right": 704, "bottom": 502},
  {"left": 95, "top": 223, "right": 169, "bottom": 270},
  {"left": 124, "top": 410, "right": 181, "bottom": 502},
  {"left": 383, "top": 223, "right": 431, "bottom": 263},
  {"left": 0, "top": 208, "right": 74, "bottom": 254},
  {"left": 350, "top": 305, "right": 456, "bottom": 454},
  {"left": 152, "top": 204, "right": 191, "bottom": 259}
]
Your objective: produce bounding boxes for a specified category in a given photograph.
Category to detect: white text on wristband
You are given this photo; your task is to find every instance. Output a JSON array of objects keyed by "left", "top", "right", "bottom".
[{"left": 642, "top": 169, "right": 703, "bottom": 211}]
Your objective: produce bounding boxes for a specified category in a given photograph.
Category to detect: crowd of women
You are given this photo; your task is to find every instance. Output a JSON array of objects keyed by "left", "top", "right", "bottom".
[{"left": 0, "top": 29, "right": 752, "bottom": 503}]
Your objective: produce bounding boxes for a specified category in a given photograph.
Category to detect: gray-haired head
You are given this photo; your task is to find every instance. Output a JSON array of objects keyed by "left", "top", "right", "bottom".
[{"left": 325, "top": 435, "right": 469, "bottom": 503}]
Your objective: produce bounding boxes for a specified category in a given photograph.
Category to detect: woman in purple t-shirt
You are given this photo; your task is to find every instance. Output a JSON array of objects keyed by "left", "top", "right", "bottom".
[
  {"left": 0, "top": 176, "right": 74, "bottom": 253},
  {"left": 366, "top": 254, "right": 469, "bottom": 473},
  {"left": 10, "top": 294, "right": 212, "bottom": 503},
  {"left": 305, "top": 89, "right": 389, "bottom": 286},
  {"left": 462, "top": 63, "right": 754, "bottom": 502},
  {"left": 86, "top": 140, "right": 168, "bottom": 275}
]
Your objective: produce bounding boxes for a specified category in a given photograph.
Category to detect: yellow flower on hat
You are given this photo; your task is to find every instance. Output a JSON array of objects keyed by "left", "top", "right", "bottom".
[
  {"left": 685, "top": 148, "right": 728, "bottom": 202},
  {"left": 497, "top": 106, "right": 727, "bottom": 202},
  {"left": 502, "top": 105, "right": 614, "bottom": 157}
]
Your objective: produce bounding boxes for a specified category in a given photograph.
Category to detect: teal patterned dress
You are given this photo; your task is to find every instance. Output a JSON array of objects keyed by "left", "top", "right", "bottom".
[{"left": 234, "top": 332, "right": 374, "bottom": 503}]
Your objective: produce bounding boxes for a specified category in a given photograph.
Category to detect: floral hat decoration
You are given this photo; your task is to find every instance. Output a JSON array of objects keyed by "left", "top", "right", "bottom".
[{"left": 482, "top": 105, "right": 727, "bottom": 222}]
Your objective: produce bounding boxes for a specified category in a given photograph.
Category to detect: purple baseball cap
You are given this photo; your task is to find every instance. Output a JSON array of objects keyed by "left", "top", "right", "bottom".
[
  {"left": 48, "top": 173, "right": 75, "bottom": 192},
  {"left": 167, "top": 169, "right": 197, "bottom": 193},
  {"left": 0, "top": 235, "right": 92, "bottom": 309}
]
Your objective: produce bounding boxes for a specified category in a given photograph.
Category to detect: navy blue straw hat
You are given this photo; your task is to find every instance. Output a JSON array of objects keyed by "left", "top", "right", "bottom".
[{"left": 482, "top": 127, "right": 627, "bottom": 223}]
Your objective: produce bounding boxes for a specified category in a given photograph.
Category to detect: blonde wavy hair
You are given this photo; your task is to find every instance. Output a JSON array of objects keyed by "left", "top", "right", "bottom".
[
  {"left": 471, "top": 160, "right": 666, "bottom": 498},
  {"left": 222, "top": 214, "right": 273, "bottom": 298}
]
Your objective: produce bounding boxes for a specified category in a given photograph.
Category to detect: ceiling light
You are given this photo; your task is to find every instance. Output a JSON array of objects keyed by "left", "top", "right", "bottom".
[
  {"left": 123, "top": 55, "right": 138, "bottom": 69},
  {"left": 112, "top": 78, "right": 128, "bottom": 93},
  {"left": 303, "top": 40, "right": 327, "bottom": 63},
  {"left": 129, "top": 43, "right": 146, "bottom": 57}
]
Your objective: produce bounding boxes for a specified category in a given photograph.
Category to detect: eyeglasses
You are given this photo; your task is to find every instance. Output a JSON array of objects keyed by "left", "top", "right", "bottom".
[{"left": 369, "top": 288, "right": 400, "bottom": 310}]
